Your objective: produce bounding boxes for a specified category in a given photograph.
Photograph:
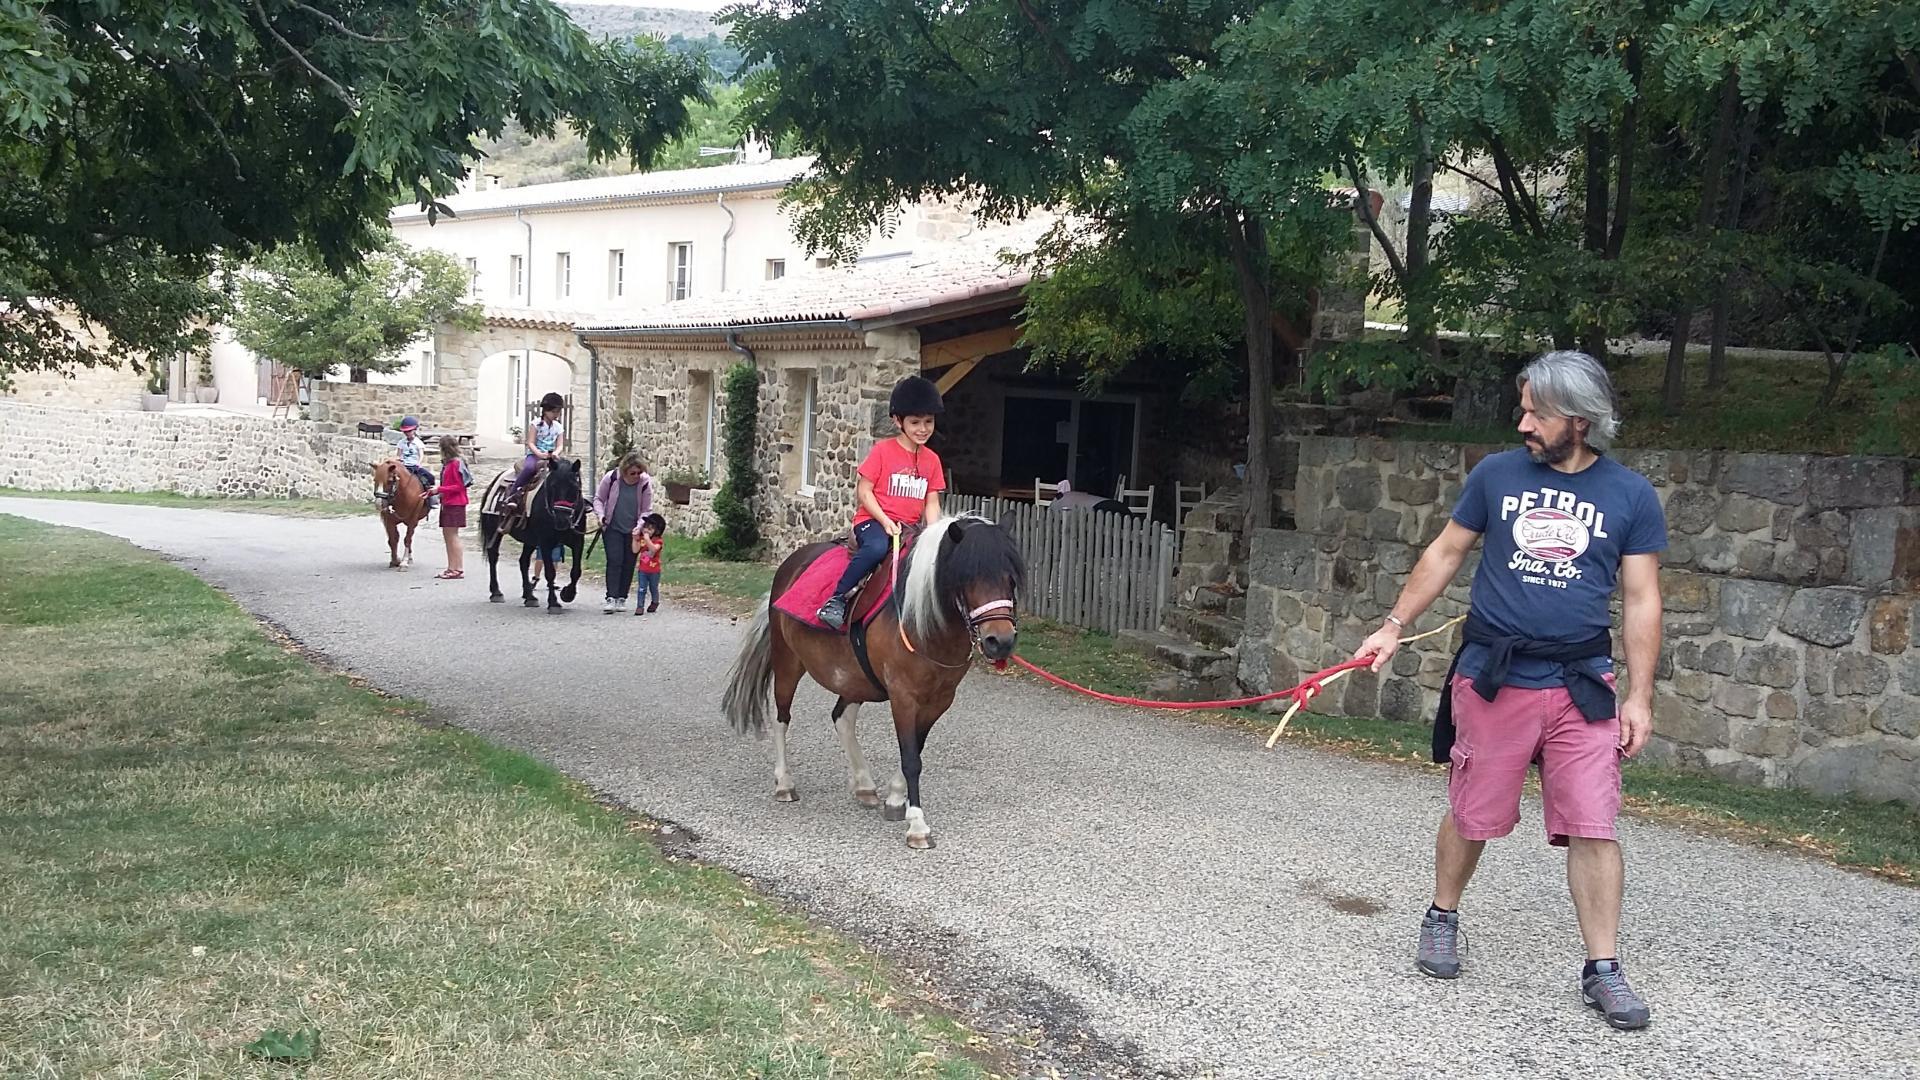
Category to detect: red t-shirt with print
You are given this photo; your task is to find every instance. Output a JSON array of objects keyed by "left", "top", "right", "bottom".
[{"left": 854, "top": 437, "right": 944, "bottom": 527}]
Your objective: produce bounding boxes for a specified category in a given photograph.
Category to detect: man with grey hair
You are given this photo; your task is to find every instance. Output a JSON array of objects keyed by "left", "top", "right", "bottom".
[{"left": 1355, "top": 350, "right": 1666, "bottom": 1030}]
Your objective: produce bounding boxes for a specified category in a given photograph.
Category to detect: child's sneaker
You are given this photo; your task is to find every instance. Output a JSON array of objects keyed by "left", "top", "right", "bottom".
[
  {"left": 816, "top": 594, "right": 848, "bottom": 629},
  {"left": 634, "top": 603, "right": 646, "bottom": 616},
  {"left": 647, "top": 601, "right": 659, "bottom": 613}
]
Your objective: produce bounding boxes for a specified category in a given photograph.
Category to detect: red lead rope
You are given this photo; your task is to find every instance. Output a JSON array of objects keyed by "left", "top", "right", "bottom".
[{"left": 1003, "top": 653, "right": 1373, "bottom": 712}]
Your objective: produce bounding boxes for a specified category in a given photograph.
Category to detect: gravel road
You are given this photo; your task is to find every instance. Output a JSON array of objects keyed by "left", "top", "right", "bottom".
[{"left": 8, "top": 497, "right": 1919, "bottom": 1080}]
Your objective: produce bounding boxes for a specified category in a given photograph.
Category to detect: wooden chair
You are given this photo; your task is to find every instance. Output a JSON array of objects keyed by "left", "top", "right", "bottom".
[
  {"left": 1175, "top": 481, "right": 1207, "bottom": 527},
  {"left": 1116, "top": 478, "right": 1155, "bottom": 519},
  {"left": 1033, "top": 477, "right": 1064, "bottom": 505}
]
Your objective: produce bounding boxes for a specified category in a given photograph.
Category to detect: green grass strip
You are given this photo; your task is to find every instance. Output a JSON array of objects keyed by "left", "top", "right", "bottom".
[{"left": 0, "top": 515, "right": 989, "bottom": 1079}]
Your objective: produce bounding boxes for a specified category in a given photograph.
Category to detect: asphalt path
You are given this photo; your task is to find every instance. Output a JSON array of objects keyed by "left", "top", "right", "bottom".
[{"left": 8, "top": 497, "right": 1919, "bottom": 1080}]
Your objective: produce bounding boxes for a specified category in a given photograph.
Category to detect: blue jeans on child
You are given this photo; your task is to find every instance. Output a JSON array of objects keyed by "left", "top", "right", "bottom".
[
  {"left": 636, "top": 571, "right": 661, "bottom": 609},
  {"left": 832, "top": 520, "right": 892, "bottom": 598}
]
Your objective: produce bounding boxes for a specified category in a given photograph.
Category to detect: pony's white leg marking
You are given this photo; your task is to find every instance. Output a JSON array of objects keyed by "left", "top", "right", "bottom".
[
  {"left": 904, "top": 805, "right": 933, "bottom": 849},
  {"left": 834, "top": 704, "right": 878, "bottom": 805},
  {"left": 882, "top": 771, "right": 908, "bottom": 820},
  {"left": 771, "top": 721, "right": 797, "bottom": 802}
]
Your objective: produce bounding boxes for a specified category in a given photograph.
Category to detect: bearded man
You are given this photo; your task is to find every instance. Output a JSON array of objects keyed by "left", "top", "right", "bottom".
[{"left": 1355, "top": 350, "right": 1667, "bottom": 1030}]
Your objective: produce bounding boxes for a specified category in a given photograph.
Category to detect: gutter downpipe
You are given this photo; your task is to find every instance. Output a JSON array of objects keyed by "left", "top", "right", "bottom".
[
  {"left": 718, "top": 192, "right": 736, "bottom": 292},
  {"left": 516, "top": 208, "right": 534, "bottom": 435},
  {"left": 584, "top": 338, "right": 601, "bottom": 473}
]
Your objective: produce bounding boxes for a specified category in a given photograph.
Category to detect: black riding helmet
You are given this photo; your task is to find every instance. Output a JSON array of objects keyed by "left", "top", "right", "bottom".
[
  {"left": 889, "top": 375, "right": 944, "bottom": 418},
  {"left": 540, "top": 391, "right": 565, "bottom": 412}
]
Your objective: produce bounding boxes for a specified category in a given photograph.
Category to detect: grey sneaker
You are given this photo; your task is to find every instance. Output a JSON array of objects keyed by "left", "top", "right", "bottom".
[
  {"left": 1415, "top": 908, "right": 1464, "bottom": 979},
  {"left": 1582, "top": 960, "right": 1651, "bottom": 1030},
  {"left": 816, "top": 594, "right": 849, "bottom": 630}
]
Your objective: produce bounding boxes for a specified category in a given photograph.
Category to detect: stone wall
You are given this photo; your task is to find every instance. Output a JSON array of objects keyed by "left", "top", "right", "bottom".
[
  {"left": 0, "top": 401, "right": 388, "bottom": 502},
  {"left": 308, "top": 382, "right": 474, "bottom": 436},
  {"left": 4, "top": 362, "right": 149, "bottom": 412},
  {"left": 594, "top": 327, "right": 917, "bottom": 554},
  {"left": 1233, "top": 435, "right": 1920, "bottom": 806}
]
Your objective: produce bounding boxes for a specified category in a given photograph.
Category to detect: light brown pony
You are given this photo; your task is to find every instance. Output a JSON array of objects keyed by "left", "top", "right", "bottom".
[
  {"left": 721, "top": 514, "right": 1025, "bottom": 849},
  {"left": 371, "top": 460, "right": 431, "bottom": 568}
]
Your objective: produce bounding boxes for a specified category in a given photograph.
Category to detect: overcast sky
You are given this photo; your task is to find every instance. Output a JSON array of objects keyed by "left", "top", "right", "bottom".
[{"left": 566, "top": 0, "right": 732, "bottom": 12}]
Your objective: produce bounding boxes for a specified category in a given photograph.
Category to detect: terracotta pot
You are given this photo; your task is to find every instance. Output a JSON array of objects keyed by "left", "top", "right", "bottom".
[{"left": 665, "top": 481, "right": 692, "bottom": 505}]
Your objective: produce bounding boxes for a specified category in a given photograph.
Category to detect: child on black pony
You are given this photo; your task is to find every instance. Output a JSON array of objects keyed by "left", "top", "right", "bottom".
[{"left": 815, "top": 375, "right": 946, "bottom": 630}]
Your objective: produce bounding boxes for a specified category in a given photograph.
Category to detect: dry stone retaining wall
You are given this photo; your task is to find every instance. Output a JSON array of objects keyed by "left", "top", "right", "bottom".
[
  {"left": 307, "top": 383, "right": 473, "bottom": 436},
  {"left": 0, "top": 401, "right": 388, "bottom": 503},
  {"left": 1232, "top": 435, "right": 1920, "bottom": 806}
]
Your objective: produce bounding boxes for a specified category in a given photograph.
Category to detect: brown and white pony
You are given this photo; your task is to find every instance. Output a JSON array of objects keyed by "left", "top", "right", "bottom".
[
  {"left": 371, "top": 460, "right": 430, "bottom": 569},
  {"left": 721, "top": 514, "right": 1024, "bottom": 849}
]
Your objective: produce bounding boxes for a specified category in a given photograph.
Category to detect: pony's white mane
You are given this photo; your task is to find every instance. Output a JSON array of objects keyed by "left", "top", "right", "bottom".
[{"left": 900, "top": 512, "right": 989, "bottom": 640}]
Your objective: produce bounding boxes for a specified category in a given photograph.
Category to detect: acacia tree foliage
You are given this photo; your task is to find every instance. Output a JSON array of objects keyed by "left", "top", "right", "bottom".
[
  {"left": 1265, "top": 0, "right": 1920, "bottom": 411},
  {"left": 730, "top": 0, "right": 1348, "bottom": 531},
  {"left": 230, "top": 236, "right": 481, "bottom": 380},
  {"left": 0, "top": 0, "right": 702, "bottom": 380}
]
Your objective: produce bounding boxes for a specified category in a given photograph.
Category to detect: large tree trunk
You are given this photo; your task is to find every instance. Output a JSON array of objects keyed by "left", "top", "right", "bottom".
[
  {"left": 1406, "top": 116, "right": 1439, "bottom": 360},
  {"left": 1581, "top": 123, "right": 1611, "bottom": 362},
  {"left": 1663, "top": 74, "right": 1742, "bottom": 412},
  {"left": 1607, "top": 39, "right": 1643, "bottom": 261},
  {"left": 1707, "top": 106, "right": 1763, "bottom": 392},
  {"left": 1224, "top": 210, "right": 1275, "bottom": 535}
]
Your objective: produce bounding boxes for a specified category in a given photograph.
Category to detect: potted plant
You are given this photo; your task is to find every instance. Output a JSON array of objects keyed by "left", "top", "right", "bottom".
[
  {"left": 193, "top": 355, "right": 219, "bottom": 403},
  {"left": 141, "top": 365, "right": 168, "bottom": 411},
  {"left": 661, "top": 467, "right": 709, "bottom": 506}
]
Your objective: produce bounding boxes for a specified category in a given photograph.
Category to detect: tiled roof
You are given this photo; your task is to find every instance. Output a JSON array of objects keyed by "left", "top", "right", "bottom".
[
  {"left": 580, "top": 220, "right": 1055, "bottom": 335},
  {"left": 391, "top": 157, "right": 814, "bottom": 221},
  {"left": 481, "top": 305, "right": 600, "bottom": 331}
]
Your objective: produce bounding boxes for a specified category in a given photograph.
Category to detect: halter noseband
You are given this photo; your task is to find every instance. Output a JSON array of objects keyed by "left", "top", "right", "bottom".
[{"left": 966, "top": 598, "right": 1016, "bottom": 631}]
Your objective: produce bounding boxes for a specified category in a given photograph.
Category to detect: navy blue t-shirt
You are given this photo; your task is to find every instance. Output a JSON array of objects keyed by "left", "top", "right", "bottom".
[{"left": 1451, "top": 449, "right": 1667, "bottom": 688}]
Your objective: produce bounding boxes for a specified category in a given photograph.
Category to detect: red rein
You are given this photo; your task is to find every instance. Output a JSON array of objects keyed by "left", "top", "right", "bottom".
[{"left": 1003, "top": 653, "right": 1373, "bottom": 712}]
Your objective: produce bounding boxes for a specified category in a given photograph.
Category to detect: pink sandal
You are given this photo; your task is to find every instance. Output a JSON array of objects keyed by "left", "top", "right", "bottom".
[{"left": 435, "top": 569, "right": 464, "bottom": 580}]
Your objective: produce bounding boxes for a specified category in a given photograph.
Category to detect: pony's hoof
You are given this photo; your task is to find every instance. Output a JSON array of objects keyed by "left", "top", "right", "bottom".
[
  {"left": 882, "top": 803, "right": 907, "bottom": 821},
  {"left": 905, "top": 833, "right": 936, "bottom": 851},
  {"left": 773, "top": 788, "right": 799, "bottom": 803},
  {"left": 489, "top": 594, "right": 504, "bottom": 604},
  {"left": 523, "top": 597, "right": 539, "bottom": 608},
  {"left": 560, "top": 585, "right": 577, "bottom": 603},
  {"left": 854, "top": 790, "right": 881, "bottom": 808}
]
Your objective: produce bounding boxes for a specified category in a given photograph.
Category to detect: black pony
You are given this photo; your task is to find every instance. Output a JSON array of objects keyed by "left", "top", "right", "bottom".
[{"left": 478, "top": 457, "right": 588, "bottom": 611}]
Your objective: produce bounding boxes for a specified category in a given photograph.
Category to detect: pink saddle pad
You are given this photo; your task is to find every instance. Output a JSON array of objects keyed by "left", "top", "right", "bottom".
[{"left": 772, "top": 544, "right": 901, "bottom": 629}]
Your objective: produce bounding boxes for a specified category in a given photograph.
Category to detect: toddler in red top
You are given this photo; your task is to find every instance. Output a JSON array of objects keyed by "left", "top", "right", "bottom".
[
  {"left": 633, "top": 512, "right": 666, "bottom": 614},
  {"left": 816, "top": 375, "right": 947, "bottom": 630}
]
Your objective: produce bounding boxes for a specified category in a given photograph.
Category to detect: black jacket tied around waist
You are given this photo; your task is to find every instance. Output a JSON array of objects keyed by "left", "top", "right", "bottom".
[{"left": 1430, "top": 612, "right": 1617, "bottom": 764}]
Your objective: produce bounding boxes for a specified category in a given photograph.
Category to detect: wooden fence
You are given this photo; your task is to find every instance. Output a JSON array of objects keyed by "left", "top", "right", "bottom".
[{"left": 945, "top": 494, "right": 1176, "bottom": 634}]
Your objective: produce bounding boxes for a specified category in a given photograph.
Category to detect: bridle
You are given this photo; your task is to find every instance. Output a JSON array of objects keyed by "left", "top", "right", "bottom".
[
  {"left": 965, "top": 598, "right": 1018, "bottom": 643},
  {"left": 374, "top": 466, "right": 397, "bottom": 516}
]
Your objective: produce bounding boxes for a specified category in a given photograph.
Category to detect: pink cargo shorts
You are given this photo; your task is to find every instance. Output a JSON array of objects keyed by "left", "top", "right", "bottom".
[{"left": 1446, "top": 673, "right": 1622, "bottom": 847}]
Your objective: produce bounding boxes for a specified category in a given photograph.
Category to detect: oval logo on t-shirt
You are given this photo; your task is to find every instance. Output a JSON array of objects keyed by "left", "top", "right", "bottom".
[{"left": 1511, "top": 507, "right": 1590, "bottom": 563}]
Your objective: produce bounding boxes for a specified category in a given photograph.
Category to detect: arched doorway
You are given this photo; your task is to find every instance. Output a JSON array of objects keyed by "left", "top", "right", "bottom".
[{"left": 476, "top": 349, "right": 575, "bottom": 450}]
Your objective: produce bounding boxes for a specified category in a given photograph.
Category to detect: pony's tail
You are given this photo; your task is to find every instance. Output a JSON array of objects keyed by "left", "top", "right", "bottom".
[{"left": 721, "top": 596, "right": 775, "bottom": 736}]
